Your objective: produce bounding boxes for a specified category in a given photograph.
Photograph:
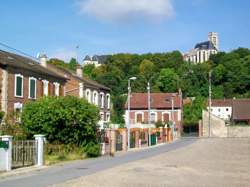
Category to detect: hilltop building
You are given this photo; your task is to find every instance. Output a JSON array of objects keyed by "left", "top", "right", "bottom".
[
  {"left": 83, "top": 55, "right": 108, "bottom": 67},
  {"left": 184, "top": 32, "right": 219, "bottom": 63}
]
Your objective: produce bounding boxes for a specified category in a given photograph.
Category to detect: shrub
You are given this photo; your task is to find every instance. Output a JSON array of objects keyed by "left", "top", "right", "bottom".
[
  {"left": 84, "top": 142, "right": 100, "bottom": 157},
  {"left": 21, "top": 96, "right": 100, "bottom": 147}
]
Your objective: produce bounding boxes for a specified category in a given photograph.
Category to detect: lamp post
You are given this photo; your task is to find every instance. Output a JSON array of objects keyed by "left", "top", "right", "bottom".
[
  {"left": 171, "top": 94, "right": 175, "bottom": 139},
  {"left": 208, "top": 70, "right": 212, "bottom": 137},
  {"left": 127, "top": 77, "right": 137, "bottom": 150},
  {"left": 147, "top": 81, "right": 151, "bottom": 146}
]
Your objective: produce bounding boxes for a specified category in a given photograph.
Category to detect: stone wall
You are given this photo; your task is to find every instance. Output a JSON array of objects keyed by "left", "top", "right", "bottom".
[{"left": 201, "top": 110, "right": 250, "bottom": 138}]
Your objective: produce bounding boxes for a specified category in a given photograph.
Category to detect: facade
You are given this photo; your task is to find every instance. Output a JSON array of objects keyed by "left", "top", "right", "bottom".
[
  {"left": 208, "top": 99, "right": 250, "bottom": 124},
  {"left": 47, "top": 59, "right": 111, "bottom": 128},
  {"left": 83, "top": 55, "right": 108, "bottom": 67},
  {"left": 124, "top": 92, "right": 183, "bottom": 133},
  {"left": 0, "top": 50, "right": 67, "bottom": 120},
  {"left": 184, "top": 32, "right": 219, "bottom": 63}
]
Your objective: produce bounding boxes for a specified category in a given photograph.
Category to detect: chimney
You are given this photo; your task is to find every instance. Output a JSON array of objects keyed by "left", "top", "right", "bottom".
[
  {"left": 76, "top": 64, "right": 83, "bottom": 78},
  {"left": 39, "top": 53, "right": 48, "bottom": 68}
]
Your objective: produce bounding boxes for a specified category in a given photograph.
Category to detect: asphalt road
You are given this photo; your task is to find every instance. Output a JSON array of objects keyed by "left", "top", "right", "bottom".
[{"left": 0, "top": 138, "right": 196, "bottom": 187}]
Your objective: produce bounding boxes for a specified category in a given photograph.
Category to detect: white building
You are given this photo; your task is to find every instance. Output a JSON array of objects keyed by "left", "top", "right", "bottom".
[
  {"left": 208, "top": 99, "right": 233, "bottom": 121},
  {"left": 83, "top": 55, "right": 108, "bottom": 67},
  {"left": 184, "top": 32, "right": 219, "bottom": 64}
]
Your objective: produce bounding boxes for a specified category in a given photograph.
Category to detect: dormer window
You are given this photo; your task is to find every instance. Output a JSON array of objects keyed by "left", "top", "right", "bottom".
[
  {"left": 29, "top": 77, "right": 36, "bottom": 99},
  {"left": 15, "top": 74, "right": 23, "bottom": 97}
]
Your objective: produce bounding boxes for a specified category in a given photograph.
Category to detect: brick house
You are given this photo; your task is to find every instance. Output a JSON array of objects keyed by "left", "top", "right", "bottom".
[
  {"left": 0, "top": 50, "right": 67, "bottom": 119},
  {"left": 46, "top": 59, "right": 111, "bottom": 127},
  {"left": 124, "top": 92, "right": 183, "bottom": 133}
]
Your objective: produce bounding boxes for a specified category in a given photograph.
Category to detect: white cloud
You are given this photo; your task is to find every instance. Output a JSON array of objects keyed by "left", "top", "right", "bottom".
[
  {"left": 77, "top": 0, "right": 174, "bottom": 23},
  {"left": 49, "top": 49, "right": 77, "bottom": 62}
]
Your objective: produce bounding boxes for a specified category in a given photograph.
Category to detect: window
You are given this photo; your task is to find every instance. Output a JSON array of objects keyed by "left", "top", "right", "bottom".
[
  {"left": 85, "top": 89, "right": 91, "bottom": 103},
  {"left": 15, "top": 74, "right": 23, "bottom": 97},
  {"left": 218, "top": 108, "right": 221, "bottom": 112},
  {"left": 42, "top": 80, "right": 49, "bottom": 96},
  {"left": 53, "top": 82, "right": 60, "bottom": 96},
  {"left": 150, "top": 112, "right": 156, "bottom": 123},
  {"left": 106, "top": 113, "right": 110, "bottom": 122},
  {"left": 163, "top": 113, "right": 170, "bottom": 122},
  {"left": 14, "top": 102, "right": 23, "bottom": 122},
  {"left": 106, "top": 94, "right": 110, "bottom": 109},
  {"left": 93, "top": 91, "right": 98, "bottom": 105},
  {"left": 29, "top": 77, "right": 36, "bottom": 99},
  {"left": 136, "top": 113, "right": 143, "bottom": 123},
  {"left": 100, "top": 112, "right": 104, "bottom": 121},
  {"left": 226, "top": 108, "right": 229, "bottom": 111},
  {"left": 100, "top": 92, "right": 104, "bottom": 108}
]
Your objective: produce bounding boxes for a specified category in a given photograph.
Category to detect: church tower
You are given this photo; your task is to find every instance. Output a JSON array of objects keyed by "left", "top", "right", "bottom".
[{"left": 208, "top": 32, "right": 219, "bottom": 50}]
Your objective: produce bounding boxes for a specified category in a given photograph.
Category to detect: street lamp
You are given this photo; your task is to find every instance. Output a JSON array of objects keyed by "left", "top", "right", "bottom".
[
  {"left": 171, "top": 94, "right": 176, "bottom": 139},
  {"left": 127, "top": 77, "right": 137, "bottom": 150}
]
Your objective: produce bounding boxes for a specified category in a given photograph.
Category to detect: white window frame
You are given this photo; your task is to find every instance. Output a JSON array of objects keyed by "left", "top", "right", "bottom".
[
  {"left": 85, "top": 89, "right": 91, "bottom": 103},
  {"left": 106, "top": 93, "right": 110, "bottom": 109},
  {"left": 150, "top": 112, "right": 157, "bottom": 123},
  {"left": 93, "top": 90, "right": 98, "bottom": 105},
  {"left": 106, "top": 113, "right": 110, "bottom": 122},
  {"left": 28, "top": 77, "right": 37, "bottom": 99},
  {"left": 135, "top": 111, "right": 144, "bottom": 124},
  {"left": 14, "top": 74, "right": 24, "bottom": 98},
  {"left": 100, "top": 92, "right": 104, "bottom": 108},
  {"left": 42, "top": 80, "right": 49, "bottom": 96},
  {"left": 53, "top": 82, "right": 60, "bottom": 96}
]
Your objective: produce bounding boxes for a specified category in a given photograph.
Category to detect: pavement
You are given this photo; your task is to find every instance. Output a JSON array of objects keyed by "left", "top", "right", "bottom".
[
  {"left": 50, "top": 138, "right": 250, "bottom": 187},
  {"left": 0, "top": 138, "right": 195, "bottom": 187}
]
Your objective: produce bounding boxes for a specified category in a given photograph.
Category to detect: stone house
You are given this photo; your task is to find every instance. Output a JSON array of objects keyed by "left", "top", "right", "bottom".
[
  {"left": 124, "top": 92, "right": 183, "bottom": 134},
  {"left": 46, "top": 58, "right": 111, "bottom": 127},
  {"left": 0, "top": 50, "right": 67, "bottom": 120}
]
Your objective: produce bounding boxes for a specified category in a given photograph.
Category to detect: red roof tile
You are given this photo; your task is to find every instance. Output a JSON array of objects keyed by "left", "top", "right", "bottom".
[
  {"left": 125, "top": 93, "right": 181, "bottom": 109},
  {"left": 210, "top": 99, "right": 233, "bottom": 107},
  {"left": 232, "top": 99, "right": 250, "bottom": 120}
]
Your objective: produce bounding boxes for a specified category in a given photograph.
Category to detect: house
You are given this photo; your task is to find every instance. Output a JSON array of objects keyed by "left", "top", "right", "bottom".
[
  {"left": 208, "top": 99, "right": 250, "bottom": 124},
  {"left": 46, "top": 58, "right": 111, "bottom": 128},
  {"left": 124, "top": 92, "right": 183, "bottom": 134},
  {"left": 0, "top": 50, "right": 67, "bottom": 119},
  {"left": 83, "top": 55, "right": 108, "bottom": 67},
  {"left": 184, "top": 32, "right": 219, "bottom": 63}
]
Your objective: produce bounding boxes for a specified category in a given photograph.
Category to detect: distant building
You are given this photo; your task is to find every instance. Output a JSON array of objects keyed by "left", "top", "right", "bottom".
[
  {"left": 208, "top": 99, "right": 250, "bottom": 124},
  {"left": 83, "top": 55, "right": 108, "bottom": 67},
  {"left": 184, "top": 32, "right": 219, "bottom": 64}
]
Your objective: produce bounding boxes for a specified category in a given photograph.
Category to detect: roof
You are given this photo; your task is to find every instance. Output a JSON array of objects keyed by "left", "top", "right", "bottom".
[
  {"left": 92, "top": 55, "right": 99, "bottom": 61},
  {"left": 0, "top": 50, "right": 66, "bottom": 80},
  {"left": 232, "top": 99, "right": 250, "bottom": 120},
  {"left": 83, "top": 55, "right": 91, "bottom": 61},
  {"left": 47, "top": 63, "right": 110, "bottom": 91},
  {"left": 195, "top": 41, "right": 217, "bottom": 50},
  {"left": 211, "top": 99, "right": 233, "bottom": 107},
  {"left": 125, "top": 93, "right": 181, "bottom": 110}
]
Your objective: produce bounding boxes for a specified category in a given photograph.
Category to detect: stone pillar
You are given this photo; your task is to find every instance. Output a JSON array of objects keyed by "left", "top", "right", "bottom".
[
  {"left": 145, "top": 129, "right": 149, "bottom": 147},
  {"left": 110, "top": 129, "right": 116, "bottom": 154},
  {"left": 35, "top": 135, "right": 45, "bottom": 166},
  {"left": 135, "top": 129, "right": 140, "bottom": 148},
  {"left": 122, "top": 129, "right": 127, "bottom": 151},
  {"left": 198, "top": 120, "right": 203, "bottom": 137},
  {"left": 0, "top": 135, "right": 13, "bottom": 171},
  {"left": 1, "top": 69, "right": 8, "bottom": 114},
  {"left": 160, "top": 127, "right": 164, "bottom": 143}
]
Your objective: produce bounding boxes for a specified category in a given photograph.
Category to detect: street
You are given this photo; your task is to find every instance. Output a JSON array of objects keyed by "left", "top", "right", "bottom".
[{"left": 0, "top": 138, "right": 195, "bottom": 187}]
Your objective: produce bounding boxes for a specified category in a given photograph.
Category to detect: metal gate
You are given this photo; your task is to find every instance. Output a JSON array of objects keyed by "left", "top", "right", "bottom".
[
  {"left": 116, "top": 132, "right": 123, "bottom": 151},
  {"left": 12, "top": 140, "right": 37, "bottom": 169},
  {"left": 130, "top": 132, "right": 136, "bottom": 148}
]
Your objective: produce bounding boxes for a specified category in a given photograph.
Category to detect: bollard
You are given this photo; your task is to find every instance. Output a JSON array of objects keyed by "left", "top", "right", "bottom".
[{"left": 34, "top": 135, "right": 45, "bottom": 166}]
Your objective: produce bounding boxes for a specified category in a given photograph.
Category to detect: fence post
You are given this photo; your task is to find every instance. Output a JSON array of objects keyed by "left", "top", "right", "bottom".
[
  {"left": 110, "top": 130, "right": 116, "bottom": 154},
  {"left": 135, "top": 129, "right": 139, "bottom": 148},
  {"left": 0, "top": 135, "right": 13, "bottom": 171},
  {"left": 122, "top": 129, "right": 127, "bottom": 151},
  {"left": 35, "top": 135, "right": 45, "bottom": 166}
]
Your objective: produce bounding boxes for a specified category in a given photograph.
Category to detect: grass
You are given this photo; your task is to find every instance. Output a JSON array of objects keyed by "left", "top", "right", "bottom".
[{"left": 45, "top": 152, "right": 86, "bottom": 165}]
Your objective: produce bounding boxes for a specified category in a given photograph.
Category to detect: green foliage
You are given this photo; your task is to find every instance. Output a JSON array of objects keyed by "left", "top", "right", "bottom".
[
  {"left": 156, "top": 68, "right": 180, "bottom": 92},
  {"left": 0, "top": 111, "right": 4, "bottom": 122},
  {"left": 83, "top": 64, "right": 95, "bottom": 78},
  {"left": 84, "top": 142, "right": 100, "bottom": 157},
  {"left": 183, "top": 96, "right": 206, "bottom": 126},
  {"left": 21, "top": 96, "right": 100, "bottom": 147},
  {"left": 155, "top": 121, "right": 165, "bottom": 128}
]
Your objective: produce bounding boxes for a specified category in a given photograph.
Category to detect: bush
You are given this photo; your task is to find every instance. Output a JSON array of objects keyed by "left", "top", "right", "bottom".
[
  {"left": 21, "top": 96, "right": 100, "bottom": 147},
  {"left": 84, "top": 142, "right": 100, "bottom": 157}
]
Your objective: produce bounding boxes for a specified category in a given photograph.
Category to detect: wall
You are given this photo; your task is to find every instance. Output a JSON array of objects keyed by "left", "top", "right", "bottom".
[{"left": 202, "top": 110, "right": 250, "bottom": 138}]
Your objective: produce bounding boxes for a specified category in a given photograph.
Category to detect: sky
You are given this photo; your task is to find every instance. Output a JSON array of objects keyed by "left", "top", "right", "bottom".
[{"left": 0, "top": 0, "right": 250, "bottom": 62}]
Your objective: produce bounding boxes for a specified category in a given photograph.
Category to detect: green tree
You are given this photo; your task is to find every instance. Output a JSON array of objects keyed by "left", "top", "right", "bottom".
[
  {"left": 156, "top": 68, "right": 180, "bottom": 92},
  {"left": 83, "top": 64, "right": 95, "bottom": 78}
]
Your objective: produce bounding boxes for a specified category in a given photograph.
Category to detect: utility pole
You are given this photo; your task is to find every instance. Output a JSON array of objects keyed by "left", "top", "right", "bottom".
[
  {"left": 208, "top": 70, "right": 212, "bottom": 137},
  {"left": 147, "top": 81, "right": 151, "bottom": 146}
]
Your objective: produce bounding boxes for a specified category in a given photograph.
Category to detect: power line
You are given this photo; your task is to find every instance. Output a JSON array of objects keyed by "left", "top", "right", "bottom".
[{"left": 0, "top": 41, "right": 38, "bottom": 61}]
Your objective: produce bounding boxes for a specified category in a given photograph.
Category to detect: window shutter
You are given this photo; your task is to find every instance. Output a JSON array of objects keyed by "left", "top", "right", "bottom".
[{"left": 16, "top": 76, "right": 22, "bottom": 96}]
